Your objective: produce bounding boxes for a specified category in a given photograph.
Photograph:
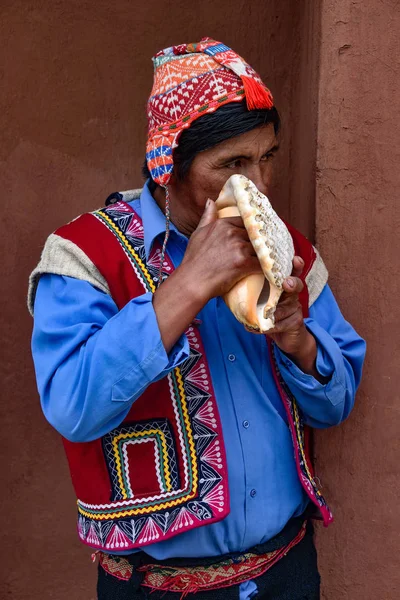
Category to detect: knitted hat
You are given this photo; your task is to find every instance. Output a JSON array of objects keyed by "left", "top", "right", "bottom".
[{"left": 146, "top": 37, "right": 274, "bottom": 187}]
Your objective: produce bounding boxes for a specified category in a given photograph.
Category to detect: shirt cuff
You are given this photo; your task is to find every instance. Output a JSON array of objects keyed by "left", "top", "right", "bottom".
[
  {"left": 274, "top": 318, "right": 346, "bottom": 406},
  {"left": 111, "top": 293, "right": 190, "bottom": 402}
]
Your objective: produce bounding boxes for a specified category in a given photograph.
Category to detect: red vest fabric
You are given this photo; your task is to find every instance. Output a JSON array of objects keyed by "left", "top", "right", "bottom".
[{"left": 55, "top": 200, "right": 332, "bottom": 552}]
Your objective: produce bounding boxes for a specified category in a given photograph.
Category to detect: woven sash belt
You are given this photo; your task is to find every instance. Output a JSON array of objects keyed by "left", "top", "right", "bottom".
[{"left": 98, "top": 521, "right": 307, "bottom": 596}]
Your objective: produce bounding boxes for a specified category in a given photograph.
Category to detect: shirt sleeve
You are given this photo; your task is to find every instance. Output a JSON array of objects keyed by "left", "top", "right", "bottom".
[
  {"left": 31, "top": 274, "right": 190, "bottom": 442},
  {"left": 274, "top": 284, "right": 366, "bottom": 428}
]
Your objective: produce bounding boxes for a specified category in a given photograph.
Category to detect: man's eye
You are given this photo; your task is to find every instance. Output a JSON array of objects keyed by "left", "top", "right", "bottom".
[
  {"left": 260, "top": 152, "right": 274, "bottom": 162},
  {"left": 226, "top": 159, "right": 241, "bottom": 169}
]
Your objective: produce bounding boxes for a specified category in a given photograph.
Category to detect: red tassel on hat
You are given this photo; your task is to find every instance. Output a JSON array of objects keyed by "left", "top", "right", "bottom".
[
  {"left": 241, "top": 75, "right": 274, "bottom": 110},
  {"left": 195, "top": 39, "right": 274, "bottom": 111}
]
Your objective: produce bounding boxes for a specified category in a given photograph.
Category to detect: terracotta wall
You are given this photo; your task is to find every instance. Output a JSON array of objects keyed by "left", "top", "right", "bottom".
[
  {"left": 1, "top": 0, "right": 398, "bottom": 598},
  {"left": 314, "top": 1, "right": 400, "bottom": 598},
  {"left": 0, "top": 2, "right": 307, "bottom": 599}
]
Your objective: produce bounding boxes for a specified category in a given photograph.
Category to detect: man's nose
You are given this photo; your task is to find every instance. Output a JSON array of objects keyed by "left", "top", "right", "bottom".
[{"left": 243, "top": 165, "right": 269, "bottom": 196}]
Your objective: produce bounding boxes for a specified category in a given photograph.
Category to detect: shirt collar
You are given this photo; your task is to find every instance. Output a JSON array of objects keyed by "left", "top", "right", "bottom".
[{"left": 140, "top": 181, "right": 182, "bottom": 260}]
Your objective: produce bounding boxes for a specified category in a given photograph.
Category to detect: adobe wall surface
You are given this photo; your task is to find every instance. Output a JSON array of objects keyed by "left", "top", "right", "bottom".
[{"left": 314, "top": 1, "right": 400, "bottom": 598}]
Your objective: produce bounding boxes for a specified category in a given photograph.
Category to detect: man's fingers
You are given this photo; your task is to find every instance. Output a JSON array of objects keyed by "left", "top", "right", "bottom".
[
  {"left": 197, "top": 199, "right": 218, "bottom": 229},
  {"left": 282, "top": 275, "right": 304, "bottom": 295},
  {"left": 268, "top": 309, "right": 304, "bottom": 334},
  {"left": 291, "top": 256, "right": 304, "bottom": 279},
  {"left": 274, "top": 301, "right": 301, "bottom": 323},
  {"left": 221, "top": 216, "right": 246, "bottom": 229},
  {"left": 247, "top": 256, "right": 264, "bottom": 272},
  {"left": 276, "top": 294, "right": 297, "bottom": 307},
  {"left": 231, "top": 228, "right": 252, "bottom": 241}
]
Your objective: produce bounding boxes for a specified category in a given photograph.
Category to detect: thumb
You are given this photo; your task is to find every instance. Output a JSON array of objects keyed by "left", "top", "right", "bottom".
[{"left": 197, "top": 198, "right": 217, "bottom": 230}]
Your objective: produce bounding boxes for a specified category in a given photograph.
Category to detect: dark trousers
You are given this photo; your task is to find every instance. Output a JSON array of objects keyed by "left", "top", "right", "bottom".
[{"left": 97, "top": 521, "right": 320, "bottom": 600}]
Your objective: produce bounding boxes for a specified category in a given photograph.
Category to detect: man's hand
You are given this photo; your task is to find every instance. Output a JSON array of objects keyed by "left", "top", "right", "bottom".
[
  {"left": 267, "top": 257, "right": 327, "bottom": 382},
  {"left": 153, "top": 199, "right": 262, "bottom": 353},
  {"left": 179, "top": 199, "right": 263, "bottom": 302}
]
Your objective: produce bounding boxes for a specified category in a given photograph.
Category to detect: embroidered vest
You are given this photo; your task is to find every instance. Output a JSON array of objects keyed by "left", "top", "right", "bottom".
[{"left": 35, "top": 196, "right": 333, "bottom": 552}]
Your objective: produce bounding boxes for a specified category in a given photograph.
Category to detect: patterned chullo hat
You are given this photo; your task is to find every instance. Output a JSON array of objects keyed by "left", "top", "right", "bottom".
[{"left": 146, "top": 37, "right": 274, "bottom": 187}]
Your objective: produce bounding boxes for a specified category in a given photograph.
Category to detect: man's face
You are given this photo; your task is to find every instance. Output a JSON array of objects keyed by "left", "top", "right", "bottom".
[{"left": 168, "top": 123, "right": 278, "bottom": 235}]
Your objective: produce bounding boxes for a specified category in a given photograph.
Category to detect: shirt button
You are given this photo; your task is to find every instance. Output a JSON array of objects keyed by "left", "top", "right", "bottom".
[
  {"left": 250, "top": 489, "right": 257, "bottom": 498},
  {"left": 243, "top": 420, "right": 250, "bottom": 429},
  {"left": 228, "top": 354, "right": 236, "bottom": 362}
]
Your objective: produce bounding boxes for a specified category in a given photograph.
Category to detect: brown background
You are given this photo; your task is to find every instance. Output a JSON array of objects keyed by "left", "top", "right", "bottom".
[{"left": 0, "top": 1, "right": 398, "bottom": 598}]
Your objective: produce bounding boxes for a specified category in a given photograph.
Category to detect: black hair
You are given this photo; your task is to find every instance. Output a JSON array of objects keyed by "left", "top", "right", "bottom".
[{"left": 142, "top": 101, "right": 280, "bottom": 193}]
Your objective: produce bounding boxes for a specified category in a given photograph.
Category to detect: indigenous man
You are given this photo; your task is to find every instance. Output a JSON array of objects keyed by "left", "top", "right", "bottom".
[{"left": 29, "top": 38, "right": 366, "bottom": 600}]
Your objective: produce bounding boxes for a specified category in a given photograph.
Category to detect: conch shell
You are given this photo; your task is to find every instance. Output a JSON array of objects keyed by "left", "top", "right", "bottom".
[{"left": 215, "top": 174, "right": 294, "bottom": 332}]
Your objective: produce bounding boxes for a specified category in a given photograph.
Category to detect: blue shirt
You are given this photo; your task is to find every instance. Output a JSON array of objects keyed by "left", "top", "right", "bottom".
[{"left": 31, "top": 183, "right": 366, "bottom": 561}]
